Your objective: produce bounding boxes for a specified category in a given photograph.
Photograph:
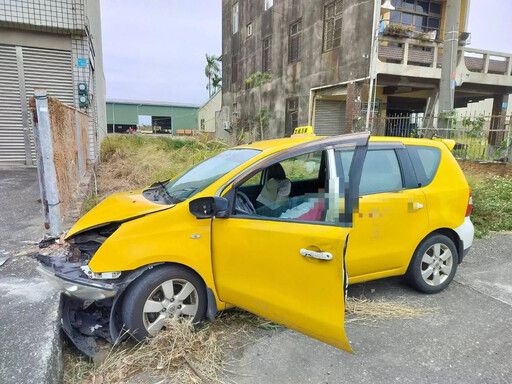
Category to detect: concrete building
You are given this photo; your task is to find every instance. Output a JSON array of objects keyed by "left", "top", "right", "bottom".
[
  {"left": 0, "top": 0, "right": 106, "bottom": 165},
  {"left": 106, "top": 100, "right": 199, "bottom": 135},
  {"left": 220, "top": 0, "right": 512, "bottom": 139},
  {"left": 198, "top": 90, "right": 222, "bottom": 135}
]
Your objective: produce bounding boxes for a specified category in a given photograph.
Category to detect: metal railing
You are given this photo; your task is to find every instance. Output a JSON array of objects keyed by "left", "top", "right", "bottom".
[
  {"left": 377, "top": 35, "right": 512, "bottom": 76},
  {"left": 371, "top": 113, "right": 512, "bottom": 161}
]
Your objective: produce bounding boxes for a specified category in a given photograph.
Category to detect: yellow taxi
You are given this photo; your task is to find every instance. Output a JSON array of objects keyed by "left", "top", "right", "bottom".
[{"left": 37, "top": 129, "right": 474, "bottom": 356}]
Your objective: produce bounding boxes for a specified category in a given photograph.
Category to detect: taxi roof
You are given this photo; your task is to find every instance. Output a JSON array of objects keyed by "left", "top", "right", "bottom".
[{"left": 235, "top": 134, "right": 448, "bottom": 153}]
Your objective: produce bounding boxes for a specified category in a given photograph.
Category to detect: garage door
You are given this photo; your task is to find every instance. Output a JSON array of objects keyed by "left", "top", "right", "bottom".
[
  {"left": 0, "top": 45, "right": 25, "bottom": 164},
  {"left": 0, "top": 44, "right": 74, "bottom": 164},
  {"left": 22, "top": 46, "right": 74, "bottom": 106},
  {"left": 314, "top": 99, "right": 346, "bottom": 136}
]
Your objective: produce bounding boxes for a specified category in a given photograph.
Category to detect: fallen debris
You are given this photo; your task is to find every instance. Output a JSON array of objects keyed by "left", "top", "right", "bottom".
[
  {"left": 0, "top": 256, "right": 8, "bottom": 267},
  {"left": 345, "top": 296, "right": 438, "bottom": 324}
]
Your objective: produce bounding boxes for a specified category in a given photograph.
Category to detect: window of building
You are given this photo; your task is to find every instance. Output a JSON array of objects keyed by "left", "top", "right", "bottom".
[
  {"left": 247, "top": 23, "right": 253, "bottom": 37},
  {"left": 232, "top": 2, "right": 239, "bottom": 34},
  {"left": 285, "top": 98, "right": 299, "bottom": 136},
  {"left": 262, "top": 36, "right": 272, "bottom": 72},
  {"left": 323, "top": 0, "right": 343, "bottom": 52},
  {"left": 200, "top": 119, "right": 205, "bottom": 130},
  {"left": 389, "top": 0, "right": 442, "bottom": 34},
  {"left": 289, "top": 20, "right": 302, "bottom": 63},
  {"left": 231, "top": 55, "right": 238, "bottom": 84},
  {"left": 264, "top": 0, "right": 274, "bottom": 11}
]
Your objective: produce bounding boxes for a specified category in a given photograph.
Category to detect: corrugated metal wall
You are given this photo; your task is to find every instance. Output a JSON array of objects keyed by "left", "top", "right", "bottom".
[
  {"left": 0, "top": 44, "right": 73, "bottom": 164},
  {"left": 314, "top": 99, "right": 346, "bottom": 136},
  {"left": 0, "top": 45, "right": 25, "bottom": 164}
]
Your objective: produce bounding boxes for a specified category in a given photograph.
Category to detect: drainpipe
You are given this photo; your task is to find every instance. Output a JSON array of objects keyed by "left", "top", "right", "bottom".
[{"left": 365, "top": 0, "right": 381, "bottom": 132}]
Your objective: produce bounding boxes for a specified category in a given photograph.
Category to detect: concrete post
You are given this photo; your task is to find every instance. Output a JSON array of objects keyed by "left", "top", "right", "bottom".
[
  {"left": 438, "top": 0, "right": 461, "bottom": 136},
  {"left": 33, "top": 89, "right": 62, "bottom": 235},
  {"left": 346, "top": 83, "right": 362, "bottom": 133}
]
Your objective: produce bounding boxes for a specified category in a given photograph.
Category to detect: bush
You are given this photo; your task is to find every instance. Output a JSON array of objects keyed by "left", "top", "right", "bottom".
[{"left": 469, "top": 176, "right": 512, "bottom": 237}]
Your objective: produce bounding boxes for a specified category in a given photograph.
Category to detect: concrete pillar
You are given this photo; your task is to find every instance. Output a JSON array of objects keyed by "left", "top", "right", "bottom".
[
  {"left": 488, "top": 94, "right": 508, "bottom": 146},
  {"left": 33, "top": 89, "right": 62, "bottom": 235},
  {"left": 345, "top": 83, "right": 362, "bottom": 133}
]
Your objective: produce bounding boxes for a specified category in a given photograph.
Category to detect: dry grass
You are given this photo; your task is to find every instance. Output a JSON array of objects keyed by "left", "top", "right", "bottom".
[
  {"left": 63, "top": 310, "right": 278, "bottom": 384},
  {"left": 63, "top": 298, "right": 435, "bottom": 383},
  {"left": 345, "top": 296, "right": 437, "bottom": 325},
  {"left": 98, "top": 134, "right": 227, "bottom": 195}
]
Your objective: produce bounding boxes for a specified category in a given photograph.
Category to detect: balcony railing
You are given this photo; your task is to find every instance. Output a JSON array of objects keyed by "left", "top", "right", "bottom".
[{"left": 377, "top": 35, "right": 512, "bottom": 76}]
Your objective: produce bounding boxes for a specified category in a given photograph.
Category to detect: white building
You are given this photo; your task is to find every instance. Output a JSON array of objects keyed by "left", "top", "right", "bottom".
[
  {"left": 198, "top": 90, "right": 222, "bottom": 135},
  {"left": 0, "top": 0, "right": 106, "bottom": 165}
]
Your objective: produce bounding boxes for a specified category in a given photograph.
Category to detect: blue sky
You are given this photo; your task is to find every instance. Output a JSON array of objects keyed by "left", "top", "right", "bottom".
[{"left": 100, "top": 0, "right": 511, "bottom": 106}]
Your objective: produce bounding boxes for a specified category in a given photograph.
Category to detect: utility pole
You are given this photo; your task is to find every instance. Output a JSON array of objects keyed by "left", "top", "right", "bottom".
[{"left": 438, "top": 0, "right": 461, "bottom": 137}]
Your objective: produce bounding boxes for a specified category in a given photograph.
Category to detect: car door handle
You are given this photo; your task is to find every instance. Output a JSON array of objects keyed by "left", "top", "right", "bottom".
[
  {"left": 413, "top": 202, "right": 424, "bottom": 210},
  {"left": 300, "top": 248, "right": 333, "bottom": 261}
]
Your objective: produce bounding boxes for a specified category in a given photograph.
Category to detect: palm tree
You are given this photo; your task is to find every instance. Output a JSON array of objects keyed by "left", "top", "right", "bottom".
[{"left": 205, "top": 54, "right": 221, "bottom": 98}]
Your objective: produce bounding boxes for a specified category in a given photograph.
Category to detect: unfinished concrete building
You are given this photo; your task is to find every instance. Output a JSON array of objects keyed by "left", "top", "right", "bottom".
[{"left": 219, "top": 0, "right": 512, "bottom": 140}]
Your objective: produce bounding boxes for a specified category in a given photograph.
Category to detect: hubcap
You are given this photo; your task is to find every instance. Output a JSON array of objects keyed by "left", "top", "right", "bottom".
[
  {"left": 420, "top": 243, "right": 453, "bottom": 286},
  {"left": 142, "top": 279, "right": 199, "bottom": 335}
]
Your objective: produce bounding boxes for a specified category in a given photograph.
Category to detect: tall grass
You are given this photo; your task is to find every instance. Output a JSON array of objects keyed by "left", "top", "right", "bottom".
[
  {"left": 96, "top": 134, "right": 227, "bottom": 196},
  {"left": 468, "top": 175, "right": 512, "bottom": 237}
]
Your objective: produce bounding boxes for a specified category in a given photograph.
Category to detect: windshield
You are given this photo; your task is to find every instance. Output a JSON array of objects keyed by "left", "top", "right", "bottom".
[{"left": 164, "top": 148, "right": 260, "bottom": 203}]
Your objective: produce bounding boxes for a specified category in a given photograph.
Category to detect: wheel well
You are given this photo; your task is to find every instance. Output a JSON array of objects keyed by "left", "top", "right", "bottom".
[{"left": 415, "top": 228, "right": 463, "bottom": 265}]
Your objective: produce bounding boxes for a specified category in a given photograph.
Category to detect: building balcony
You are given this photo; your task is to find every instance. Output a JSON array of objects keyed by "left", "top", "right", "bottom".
[{"left": 376, "top": 35, "right": 512, "bottom": 88}]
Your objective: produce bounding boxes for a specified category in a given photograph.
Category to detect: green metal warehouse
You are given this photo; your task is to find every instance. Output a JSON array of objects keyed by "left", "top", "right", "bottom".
[{"left": 106, "top": 100, "right": 200, "bottom": 135}]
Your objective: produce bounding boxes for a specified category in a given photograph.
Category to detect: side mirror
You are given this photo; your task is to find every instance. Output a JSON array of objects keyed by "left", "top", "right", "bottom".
[{"left": 189, "top": 197, "right": 229, "bottom": 219}]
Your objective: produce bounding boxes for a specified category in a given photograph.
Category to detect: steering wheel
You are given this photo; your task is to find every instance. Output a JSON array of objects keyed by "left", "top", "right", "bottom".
[{"left": 236, "top": 191, "right": 256, "bottom": 214}]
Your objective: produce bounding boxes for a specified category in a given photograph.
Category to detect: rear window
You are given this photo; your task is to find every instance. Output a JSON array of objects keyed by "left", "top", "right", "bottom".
[{"left": 406, "top": 146, "right": 441, "bottom": 187}]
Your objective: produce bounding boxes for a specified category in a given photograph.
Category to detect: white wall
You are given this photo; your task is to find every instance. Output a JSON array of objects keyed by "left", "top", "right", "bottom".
[{"left": 198, "top": 91, "right": 222, "bottom": 133}]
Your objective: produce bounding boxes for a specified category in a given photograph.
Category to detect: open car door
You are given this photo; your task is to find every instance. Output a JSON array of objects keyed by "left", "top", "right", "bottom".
[{"left": 211, "top": 132, "right": 369, "bottom": 352}]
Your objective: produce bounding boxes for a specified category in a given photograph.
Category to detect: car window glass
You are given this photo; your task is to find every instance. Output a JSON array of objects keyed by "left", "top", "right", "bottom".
[
  {"left": 234, "top": 150, "right": 332, "bottom": 223},
  {"left": 359, "top": 150, "right": 403, "bottom": 195},
  {"left": 406, "top": 146, "right": 441, "bottom": 186},
  {"left": 165, "top": 148, "right": 260, "bottom": 202},
  {"left": 279, "top": 151, "right": 322, "bottom": 181}
]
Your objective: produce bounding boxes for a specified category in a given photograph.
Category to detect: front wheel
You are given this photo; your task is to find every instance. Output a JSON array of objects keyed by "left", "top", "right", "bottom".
[
  {"left": 121, "top": 265, "right": 207, "bottom": 340},
  {"left": 406, "top": 234, "right": 458, "bottom": 294}
]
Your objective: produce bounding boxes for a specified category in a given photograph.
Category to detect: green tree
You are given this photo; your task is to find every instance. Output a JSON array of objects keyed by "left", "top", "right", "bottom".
[{"left": 205, "top": 54, "right": 222, "bottom": 98}]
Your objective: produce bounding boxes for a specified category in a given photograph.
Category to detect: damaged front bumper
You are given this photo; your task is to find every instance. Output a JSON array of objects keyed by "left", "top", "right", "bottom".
[
  {"left": 37, "top": 263, "right": 118, "bottom": 300},
  {"left": 36, "top": 250, "right": 160, "bottom": 357}
]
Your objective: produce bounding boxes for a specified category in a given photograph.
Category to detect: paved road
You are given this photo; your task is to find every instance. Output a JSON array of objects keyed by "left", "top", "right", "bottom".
[
  {"left": 0, "top": 167, "right": 61, "bottom": 384},
  {"left": 226, "top": 233, "right": 512, "bottom": 384}
]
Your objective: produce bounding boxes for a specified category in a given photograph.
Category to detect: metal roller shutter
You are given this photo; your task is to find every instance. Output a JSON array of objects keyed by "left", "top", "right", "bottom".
[
  {"left": 22, "top": 46, "right": 74, "bottom": 106},
  {"left": 314, "top": 99, "right": 346, "bottom": 136},
  {"left": 0, "top": 45, "right": 25, "bottom": 164},
  {"left": 22, "top": 46, "right": 74, "bottom": 162}
]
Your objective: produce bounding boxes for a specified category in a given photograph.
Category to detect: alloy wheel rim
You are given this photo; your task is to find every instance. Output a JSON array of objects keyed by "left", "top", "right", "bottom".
[
  {"left": 420, "top": 243, "right": 453, "bottom": 286},
  {"left": 142, "top": 278, "right": 199, "bottom": 335}
]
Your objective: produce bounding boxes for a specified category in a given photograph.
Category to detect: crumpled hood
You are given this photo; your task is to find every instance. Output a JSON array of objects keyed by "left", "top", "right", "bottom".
[{"left": 66, "top": 190, "right": 172, "bottom": 238}]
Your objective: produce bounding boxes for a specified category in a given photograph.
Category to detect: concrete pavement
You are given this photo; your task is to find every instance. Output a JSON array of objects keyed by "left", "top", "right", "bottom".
[
  {"left": 0, "top": 167, "right": 61, "bottom": 384},
  {"left": 225, "top": 233, "right": 512, "bottom": 384}
]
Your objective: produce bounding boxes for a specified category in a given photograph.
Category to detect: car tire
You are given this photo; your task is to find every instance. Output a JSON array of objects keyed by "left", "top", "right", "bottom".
[
  {"left": 121, "top": 265, "right": 207, "bottom": 341},
  {"left": 406, "top": 234, "right": 458, "bottom": 294}
]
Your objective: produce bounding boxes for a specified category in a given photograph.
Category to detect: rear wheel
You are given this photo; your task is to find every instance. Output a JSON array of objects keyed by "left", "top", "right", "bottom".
[
  {"left": 122, "top": 265, "right": 207, "bottom": 340},
  {"left": 406, "top": 234, "right": 458, "bottom": 294}
]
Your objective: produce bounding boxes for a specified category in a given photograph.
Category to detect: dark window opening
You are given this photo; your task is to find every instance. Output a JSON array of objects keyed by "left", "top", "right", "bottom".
[
  {"left": 323, "top": 0, "right": 343, "bottom": 52},
  {"left": 390, "top": 0, "right": 442, "bottom": 35},
  {"left": 285, "top": 98, "right": 299, "bottom": 137},
  {"left": 289, "top": 20, "right": 302, "bottom": 63}
]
